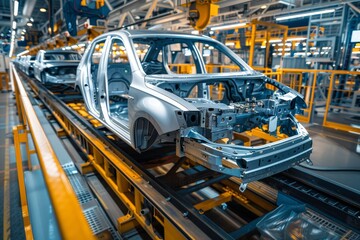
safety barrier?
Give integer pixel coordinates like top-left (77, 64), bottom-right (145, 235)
top-left (11, 64), bottom-right (95, 239)
top-left (322, 70), bottom-right (360, 133)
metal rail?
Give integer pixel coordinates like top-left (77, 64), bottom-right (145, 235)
top-left (12, 64), bottom-right (95, 240)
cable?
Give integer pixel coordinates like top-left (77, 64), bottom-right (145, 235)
top-left (299, 162), bottom-right (360, 172)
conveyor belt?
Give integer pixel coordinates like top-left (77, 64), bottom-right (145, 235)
top-left (19, 71), bottom-right (360, 239)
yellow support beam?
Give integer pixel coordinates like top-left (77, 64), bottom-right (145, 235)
top-left (194, 192), bottom-right (232, 214)
top-left (13, 125), bottom-right (33, 239)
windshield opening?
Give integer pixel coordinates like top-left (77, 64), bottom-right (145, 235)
top-left (44, 52), bottom-right (81, 61)
top-left (132, 37), bottom-right (247, 75)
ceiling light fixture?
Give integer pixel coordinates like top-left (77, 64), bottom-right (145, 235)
top-left (12, 21), bottom-right (17, 29)
top-left (260, 5), bottom-right (267, 9)
top-left (14, 0), bottom-right (19, 16)
top-left (30, 17), bottom-right (34, 22)
top-left (276, 9), bottom-right (335, 21)
top-left (40, 8), bottom-right (47, 12)
top-left (210, 22), bottom-right (247, 31)
top-left (27, 22), bottom-right (33, 27)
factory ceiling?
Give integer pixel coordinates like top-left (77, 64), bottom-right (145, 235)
top-left (0, 0), bottom-right (359, 54)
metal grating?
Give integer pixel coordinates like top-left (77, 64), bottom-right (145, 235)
top-left (62, 163), bottom-right (121, 239)
top-left (82, 200), bottom-right (121, 239)
top-left (83, 203), bottom-right (110, 234)
top-left (304, 210), bottom-right (360, 240)
top-left (62, 163), bottom-right (94, 204)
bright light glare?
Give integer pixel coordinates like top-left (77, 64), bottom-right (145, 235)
top-left (276, 9), bottom-right (335, 21)
top-left (14, 0), bottom-right (19, 16)
top-left (211, 22), bottom-right (246, 31)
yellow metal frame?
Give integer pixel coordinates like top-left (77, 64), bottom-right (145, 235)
top-left (12, 65), bottom-right (95, 239)
top-left (13, 125), bottom-right (33, 239)
top-left (322, 70), bottom-right (360, 133)
top-left (249, 20), bottom-right (288, 67)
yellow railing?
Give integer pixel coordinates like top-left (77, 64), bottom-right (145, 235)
top-left (322, 70), bottom-right (360, 133)
top-left (168, 64), bottom-right (196, 74)
top-left (12, 64), bottom-right (95, 239)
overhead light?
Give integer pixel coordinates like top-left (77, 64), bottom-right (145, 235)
top-left (276, 9), bottom-right (335, 21)
top-left (40, 8), bottom-right (47, 12)
top-left (27, 22), bottom-right (33, 27)
top-left (21, 32), bottom-right (25, 35)
top-left (12, 21), bottom-right (17, 29)
top-left (287, 37), bottom-right (306, 41)
top-left (30, 17), bottom-right (34, 22)
top-left (269, 39), bottom-right (282, 43)
top-left (22, 29), bottom-right (26, 33)
top-left (260, 5), bottom-right (267, 9)
top-left (225, 42), bottom-right (235, 46)
top-left (209, 30), bottom-right (214, 35)
top-left (210, 22), bottom-right (247, 31)
top-left (191, 30), bottom-right (199, 34)
top-left (134, 15), bottom-right (140, 20)
top-left (14, 0), bottom-right (19, 17)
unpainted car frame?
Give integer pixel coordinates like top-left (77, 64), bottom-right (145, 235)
top-left (33, 50), bottom-right (81, 84)
top-left (76, 30), bottom-right (312, 191)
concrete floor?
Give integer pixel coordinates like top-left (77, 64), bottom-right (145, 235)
top-left (0, 91), bottom-right (25, 239)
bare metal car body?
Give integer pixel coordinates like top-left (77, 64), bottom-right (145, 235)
top-left (76, 30), bottom-right (312, 190)
top-left (23, 55), bottom-right (36, 77)
top-left (34, 50), bottom-right (81, 84)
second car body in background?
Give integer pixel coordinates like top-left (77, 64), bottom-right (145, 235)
top-left (33, 50), bottom-right (81, 84)
top-left (23, 55), bottom-right (36, 77)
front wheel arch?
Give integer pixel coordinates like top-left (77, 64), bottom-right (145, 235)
top-left (133, 117), bottom-right (159, 152)
top-left (41, 72), bottom-right (46, 83)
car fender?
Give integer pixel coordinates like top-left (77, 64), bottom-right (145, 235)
top-left (129, 95), bottom-right (181, 139)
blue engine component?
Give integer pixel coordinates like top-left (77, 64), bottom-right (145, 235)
top-left (63, 0), bottom-right (110, 36)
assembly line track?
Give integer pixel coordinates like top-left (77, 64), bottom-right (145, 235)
top-left (20, 71), bottom-right (360, 238)
top-left (21, 72), bottom-right (248, 239)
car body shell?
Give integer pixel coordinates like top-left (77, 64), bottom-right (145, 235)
top-left (22, 55), bottom-right (36, 76)
top-left (33, 50), bottom-right (80, 84)
top-left (76, 30), bottom-right (312, 188)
